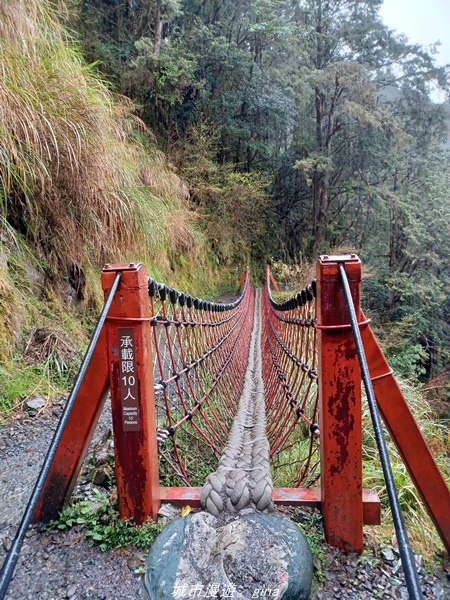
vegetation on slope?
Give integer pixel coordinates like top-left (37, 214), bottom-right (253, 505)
top-left (0, 0), bottom-right (448, 561)
top-left (0, 0), bottom-right (207, 414)
top-left (0, 0), bottom-right (202, 276)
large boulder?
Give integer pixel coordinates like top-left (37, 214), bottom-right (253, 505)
top-left (143, 510), bottom-right (313, 599)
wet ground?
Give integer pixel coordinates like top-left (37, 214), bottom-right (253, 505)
top-left (1, 402), bottom-right (449, 599)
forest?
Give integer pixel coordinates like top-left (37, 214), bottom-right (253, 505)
top-left (0, 0), bottom-right (449, 410)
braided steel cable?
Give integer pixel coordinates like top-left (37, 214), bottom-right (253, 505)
top-left (0, 273), bottom-right (122, 600)
top-left (149, 270), bottom-right (254, 486)
top-left (261, 267), bottom-right (320, 488)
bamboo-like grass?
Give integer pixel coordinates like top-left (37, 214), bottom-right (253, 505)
top-left (362, 379), bottom-right (450, 558)
top-left (0, 0), bottom-right (200, 275)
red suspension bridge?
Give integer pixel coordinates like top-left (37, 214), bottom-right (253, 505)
top-left (1, 254), bottom-right (449, 599)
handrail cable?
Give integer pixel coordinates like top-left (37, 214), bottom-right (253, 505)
top-left (339, 264), bottom-right (424, 600)
top-left (149, 269), bottom-right (253, 485)
top-left (0, 273), bottom-right (122, 600)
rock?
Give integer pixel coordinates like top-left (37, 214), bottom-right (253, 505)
top-left (397, 585), bottom-right (409, 600)
top-left (143, 511), bottom-right (313, 600)
top-left (24, 262), bottom-right (46, 299)
top-left (392, 559), bottom-right (403, 577)
top-left (26, 395), bottom-right (46, 411)
top-left (381, 548), bottom-right (395, 564)
top-left (66, 583), bottom-right (77, 597)
top-left (91, 465), bottom-right (113, 487)
top-left (87, 430), bottom-right (115, 487)
top-left (3, 536), bottom-right (12, 552)
top-left (158, 503), bottom-right (182, 519)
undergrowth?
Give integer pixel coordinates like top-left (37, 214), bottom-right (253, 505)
top-left (0, 340), bottom-right (68, 420)
top-left (294, 510), bottom-right (327, 577)
top-left (0, 227), bottom-right (90, 420)
top-left (46, 491), bottom-right (164, 552)
top-left (362, 378), bottom-right (450, 560)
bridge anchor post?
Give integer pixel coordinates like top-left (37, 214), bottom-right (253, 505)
top-left (317, 254), bottom-right (364, 553)
top-left (102, 263), bottom-right (160, 524)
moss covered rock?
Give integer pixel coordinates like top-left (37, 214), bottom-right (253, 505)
top-left (143, 511), bottom-right (312, 599)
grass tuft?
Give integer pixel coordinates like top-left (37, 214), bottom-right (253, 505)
top-left (362, 379), bottom-right (450, 558)
top-left (0, 0), bottom-right (203, 279)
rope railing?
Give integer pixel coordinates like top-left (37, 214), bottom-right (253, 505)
top-left (148, 268), bottom-right (255, 486)
top-left (261, 266), bottom-right (321, 488)
top-left (1, 255), bottom-right (446, 600)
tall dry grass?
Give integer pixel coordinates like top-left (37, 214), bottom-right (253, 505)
top-left (0, 0), bottom-right (201, 276)
top-left (362, 379), bottom-right (450, 557)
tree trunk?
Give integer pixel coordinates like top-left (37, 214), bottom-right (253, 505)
top-left (311, 86), bottom-right (330, 254)
top-left (154, 0), bottom-right (163, 55)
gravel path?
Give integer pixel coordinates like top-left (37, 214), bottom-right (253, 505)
top-left (1, 400), bottom-right (449, 599)
top-left (0, 400), bottom-right (143, 599)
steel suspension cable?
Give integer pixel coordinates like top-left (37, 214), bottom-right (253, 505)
top-left (0, 273), bottom-right (122, 600)
top-left (339, 264), bottom-right (424, 600)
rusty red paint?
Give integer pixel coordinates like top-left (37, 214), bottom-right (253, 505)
top-left (266, 264), bottom-right (280, 293)
top-left (159, 487), bottom-right (380, 524)
top-left (317, 255), bottom-right (364, 553)
top-left (102, 263), bottom-right (160, 524)
top-left (33, 328), bottom-right (110, 523)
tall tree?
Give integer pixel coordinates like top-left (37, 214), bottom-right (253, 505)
top-left (170, 0), bottom-right (297, 170)
top-left (272, 0), bottom-right (448, 256)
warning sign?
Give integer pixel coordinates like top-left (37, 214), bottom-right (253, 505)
top-left (118, 328), bottom-right (140, 431)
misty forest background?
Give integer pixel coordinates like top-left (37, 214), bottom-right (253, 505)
top-left (1, 2), bottom-right (449, 426)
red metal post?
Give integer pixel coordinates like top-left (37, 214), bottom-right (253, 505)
top-left (316, 254), bottom-right (364, 552)
top-left (266, 264), bottom-right (280, 293)
top-left (362, 322), bottom-right (450, 554)
top-left (238, 266), bottom-right (250, 290)
top-left (33, 329), bottom-right (110, 522)
top-left (102, 263), bottom-right (160, 524)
